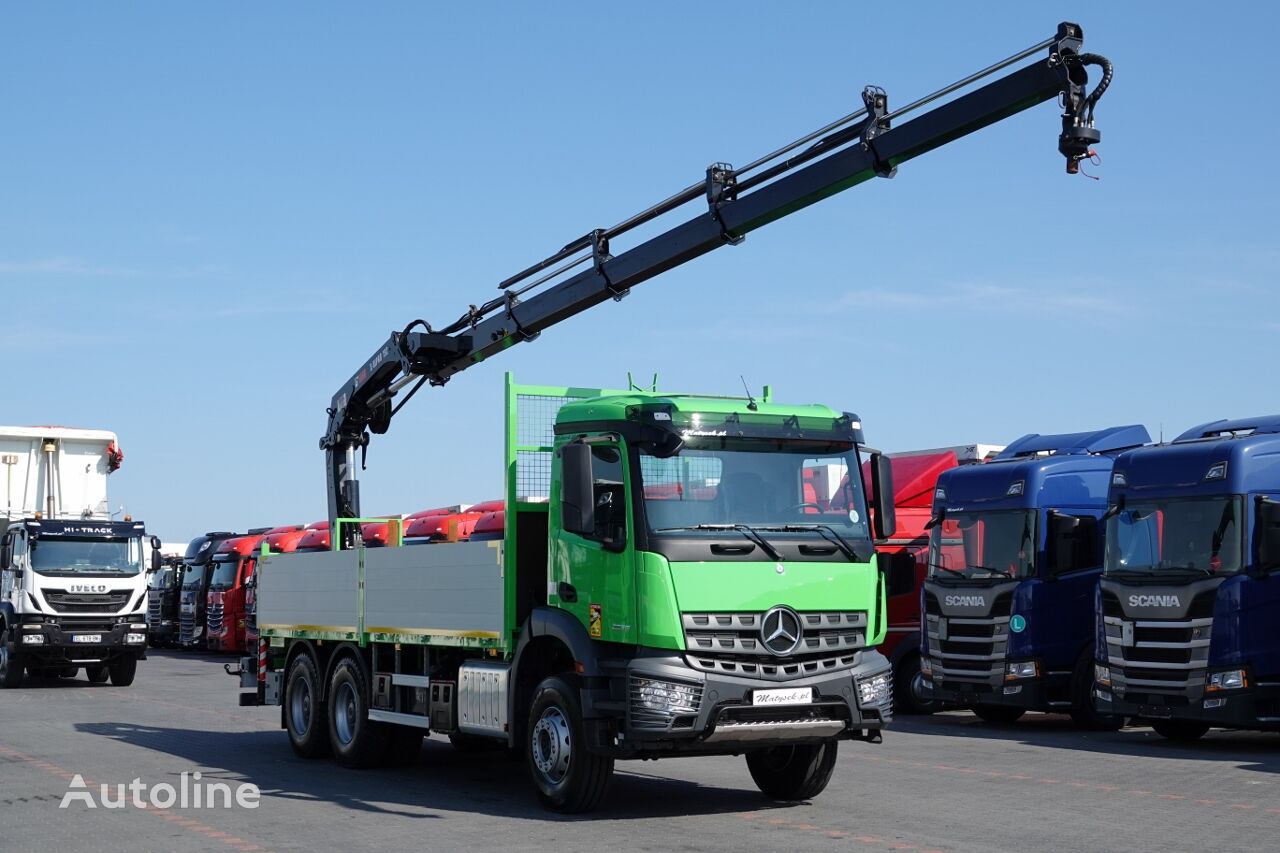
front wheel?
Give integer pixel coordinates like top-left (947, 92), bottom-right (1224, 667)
top-left (85, 666), bottom-right (109, 684)
top-left (1151, 719), bottom-right (1210, 742)
top-left (108, 656), bottom-right (137, 687)
top-left (1069, 651), bottom-right (1124, 731)
top-left (0, 641), bottom-right (22, 688)
top-left (746, 741), bottom-right (839, 801)
top-left (527, 675), bottom-right (613, 813)
top-left (972, 704), bottom-right (1025, 724)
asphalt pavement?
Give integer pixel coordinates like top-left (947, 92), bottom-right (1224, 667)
top-left (2, 651), bottom-right (1277, 853)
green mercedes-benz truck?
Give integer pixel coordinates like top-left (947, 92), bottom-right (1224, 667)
top-left (240, 376), bottom-right (896, 811)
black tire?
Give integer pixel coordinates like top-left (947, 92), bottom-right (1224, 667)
top-left (1151, 719), bottom-right (1210, 742)
top-left (1069, 650), bottom-right (1124, 731)
top-left (327, 656), bottom-right (389, 768)
top-left (85, 666), bottom-right (109, 684)
top-left (108, 656), bottom-right (137, 687)
top-left (526, 675), bottom-right (613, 813)
top-left (285, 653), bottom-right (331, 759)
top-left (972, 704), bottom-right (1025, 724)
top-left (60, 666), bottom-right (79, 678)
top-left (0, 639), bottom-right (23, 688)
top-left (745, 741), bottom-right (839, 801)
top-left (893, 651), bottom-right (938, 715)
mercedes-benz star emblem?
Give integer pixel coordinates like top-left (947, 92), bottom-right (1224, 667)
top-left (760, 605), bottom-right (803, 656)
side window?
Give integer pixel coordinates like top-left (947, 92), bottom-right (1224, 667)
top-left (1050, 514), bottom-right (1101, 575)
top-left (12, 531), bottom-right (27, 566)
top-left (587, 445), bottom-right (627, 546)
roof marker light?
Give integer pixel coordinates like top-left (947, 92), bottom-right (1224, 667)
top-left (1205, 462), bottom-right (1227, 481)
top-left (1006, 481), bottom-right (1025, 496)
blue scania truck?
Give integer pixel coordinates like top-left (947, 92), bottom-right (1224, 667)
top-left (1095, 416), bottom-right (1280, 740)
top-left (919, 425), bottom-right (1150, 727)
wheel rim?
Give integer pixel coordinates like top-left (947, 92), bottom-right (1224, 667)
top-left (531, 706), bottom-right (572, 784)
top-left (0, 644), bottom-right (9, 681)
top-left (334, 682), bottom-right (359, 746)
top-left (290, 677), bottom-right (312, 735)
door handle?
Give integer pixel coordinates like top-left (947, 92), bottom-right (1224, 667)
top-left (557, 582), bottom-right (578, 603)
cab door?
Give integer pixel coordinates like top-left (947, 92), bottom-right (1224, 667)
top-left (551, 439), bottom-right (636, 644)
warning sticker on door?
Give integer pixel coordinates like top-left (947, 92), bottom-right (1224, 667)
top-left (588, 604), bottom-right (603, 638)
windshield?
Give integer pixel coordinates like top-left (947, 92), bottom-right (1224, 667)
top-left (928, 510), bottom-right (1037, 580)
top-left (182, 563), bottom-right (210, 590)
top-left (1105, 496), bottom-right (1243, 577)
top-left (30, 536), bottom-right (144, 576)
top-left (209, 557), bottom-right (240, 589)
top-left (639, 439), bottom-right (872, 548)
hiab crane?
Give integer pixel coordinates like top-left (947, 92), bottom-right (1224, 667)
top-left (240, 23), bottom-right (1113, 813)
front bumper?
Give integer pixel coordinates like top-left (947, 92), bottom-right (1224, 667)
top-left (12, 618), bottom-right (147, 663)
top-left (923, 670), bottom-right (1072, 713)
top-left (616, 648), bottom-right (891, 754)
top-left (1096, 681), bottom-right (1280, 731)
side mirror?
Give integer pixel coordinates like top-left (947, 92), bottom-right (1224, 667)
top-left (870, 453), bottom-right (896, 540)
top-left (560, 442), bottom-right (596, 537)
top-left (1257, 499), bottom-right (1280, 573)
top-left (0, 532), bottom-right (12, 570)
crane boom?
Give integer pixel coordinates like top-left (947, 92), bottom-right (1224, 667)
top-left (322, 22), bottom-right (1112, 544)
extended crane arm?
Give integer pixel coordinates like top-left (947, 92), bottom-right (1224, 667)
top-left (322, 22), bottom-right (1112, 543)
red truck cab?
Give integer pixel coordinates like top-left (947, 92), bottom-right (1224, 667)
top-left (404, 511), bottom-right (481, 544)
top-left (469, 509), bottom-right (505, 541)
top-left (207, 533), bottom-right (269, 654)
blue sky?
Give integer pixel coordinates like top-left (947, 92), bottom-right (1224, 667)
top-left (2, 4), bottom-right (1276, 542)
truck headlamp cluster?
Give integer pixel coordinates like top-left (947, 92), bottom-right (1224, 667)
top-left (632, 678), bottom-right (700, 715)
top-left (22, 634), bottom-right (45, 645)
top-left (856, 671), bottom-right (892, 707)
top-left (1094, 663), bottom-right (1112, 687)
top-left (126, 633), bottom-right (147, 644)
top-left (1005, 660), bottom-right (1040, 680)
top-left (1206, 669), bottom-right (1248, 692)
top-left (919, 655), bottom-right (933, 678)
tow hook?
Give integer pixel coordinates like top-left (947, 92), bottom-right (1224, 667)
top-left (223, 662), bottom-right (243, 677)
top-left (854, 729), bottom-right (884, 744)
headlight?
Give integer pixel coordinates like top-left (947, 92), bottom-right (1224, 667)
top-left (632, 678), bottom-right (700, 714)
top-left (126, 633), bottom-right (147, 644)
top-left (22, 634), bottom-right (45, 645)
top-left (1094, 664), bottom-right (1112, 687)
top-left (919, 655), bottom-right (933, 677)
top-left (856, 671), bottom-right (892, 706)
top-left (1206, 669), bottom-right (1248, 691)
top-left (1005, 660), bottom-right (1039, 680)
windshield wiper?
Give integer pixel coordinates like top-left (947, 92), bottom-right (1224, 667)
top-left (653, 524), bottom-right (782, 561)
top-left (764, 524), bottom-right (864, 562)
top-left (967, 564), bottom-right (1014, 579)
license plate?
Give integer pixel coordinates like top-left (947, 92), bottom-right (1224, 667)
top-left (1141, 704), bottom-right (1173, 719)
top-left (752, 687), bottom-right (813, 706)
top-left (73, 634), bottom-right (102, 644)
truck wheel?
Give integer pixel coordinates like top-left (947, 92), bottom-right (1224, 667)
top-left (893, 652), bottom-right (938, 715)
top-left (327, 657), bottom-right (389, 768)
top-left (526, 675), bottom-right (613, 813)
top-left (108, 656), bottom-right (137, 686)
top-left (285, 654), bottom-right (330, 759)
top-left (60, 666), bottom-right (79, 678)
top-left (0, 641), bottom-right (23, 688)
top-left (1069, 650), bottom-right (1124, 731)
top-left (745, 741), bottom-right (839, 801)
top-left (972, 704), bottom-right (1024, 724)
top-left (1150, 719), bottom-right (1210, 742)
top-left (85, 666), bottom-right (109, 684)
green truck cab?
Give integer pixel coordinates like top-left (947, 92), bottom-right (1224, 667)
top-left (244, 376), bottom-right (895, 812)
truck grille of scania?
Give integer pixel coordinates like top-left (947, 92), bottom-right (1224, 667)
top-left (42, 589), bottom-right (132, 614)
top-left (923, 591), bottom-right (1013, 684)
top-left (681, 610), bottom-right (868, 682)
top-left (207, 602), bottom-right (225, 635)
top-left (1101, 589), bottom-right (1215, 704)
top-left (179, 612), bottom-right (195, 644)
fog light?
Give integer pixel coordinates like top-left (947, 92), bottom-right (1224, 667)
top-left (1206, 669), bottom-right (1248, 692)
top-left (1005, 660), bottom-right (1039, 681)
top-left (22, 634), bottom-right (45, 645)
top-left (857, 671), bottom-right (893, 706)
top-left (1094, 663), bottom-right (1112, 687)
top-left (126, 633), bottom-right (147, 644)
top-left (1003, 685), bottom-right (1022, 695)
top-left (1204, 697), bottom-right (1227, 709)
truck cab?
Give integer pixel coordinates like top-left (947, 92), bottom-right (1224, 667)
top-left (147, 554), bottom-right (185, 647)
top-left (207, 533), bottom-right (268, 654)
top-left (920, 425), bottom-right (1149, 727)
top-left (403, 511), bottom-right (482, 544)
top-left (180, 531), bottom-right (238, 648)
top-left (470, 509), bottom-right (505, 541)
top-left (1095, 415), bottom-right (1280, 740)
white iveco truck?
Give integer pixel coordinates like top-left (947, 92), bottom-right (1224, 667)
top-left (0, 427), bottom-right (159, 687)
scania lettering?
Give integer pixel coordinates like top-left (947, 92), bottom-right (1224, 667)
top-left (235, 22), bottom-right (1113, 811)
top-left (1096, 415), bottom-right (1280, 740)
top-left (0, 426), bottom-right (159, 688)
top-left (920, 425), bottom-right (1149, 728)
